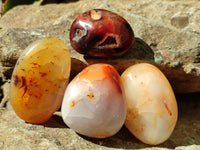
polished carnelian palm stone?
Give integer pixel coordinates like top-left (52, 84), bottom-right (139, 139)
top-left (10, 37), bottom-right (71, 124)
top-left (70, 9), bottom-right (134, 57)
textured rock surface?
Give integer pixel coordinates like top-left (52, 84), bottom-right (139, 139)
top-left (0, 81), bottom-right (10, 107)
top-left (0, 92), bottom-right (200, 150)
top-left (0, 0), bottom-right (200, 93)
top-left (0, 0), bottom-right (200, 149)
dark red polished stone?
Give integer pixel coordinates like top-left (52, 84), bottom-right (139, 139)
top-left (70, 9), bottom-right (135, 57)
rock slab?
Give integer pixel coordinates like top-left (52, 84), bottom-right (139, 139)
top-left (0, 0), bottom-right (200, 93)
top-left (0, 93), bottom-right (200, 150)
top-left (0, 0), bottom-right (200, 149)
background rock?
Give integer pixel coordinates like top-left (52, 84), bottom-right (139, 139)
top-left (0, 93), bottom-right (200, 150)
top-left (171, 13), bottom-right (189, 29)
top-left (0, 0), bottom-right (200, 149)
top-left (0, 0), bottom-right (199, 93)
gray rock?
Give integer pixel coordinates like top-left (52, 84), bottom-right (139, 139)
top-left (0, 0), bottom-right (200, 149)
top-left (171, 13), bottom-right (189, 29)
top-left (0, 93), bottom-right (200, 150)
top-left (0, 1), bottom-right (200, 93)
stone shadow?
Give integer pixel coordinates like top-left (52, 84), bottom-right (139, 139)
top-left (0, 78), bottom-right (4, 105)
top-left (43, 112), bottom-right (68, 128)
top-left (41, 0), bottom-right (79, 4)
top-left (121, 37), bottom-right (155, 61)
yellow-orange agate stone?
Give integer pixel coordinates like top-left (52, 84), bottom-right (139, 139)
top-left (10, 37), bottom-right (71, 124)
top-left (121, 63), bottom-right (178, 145)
